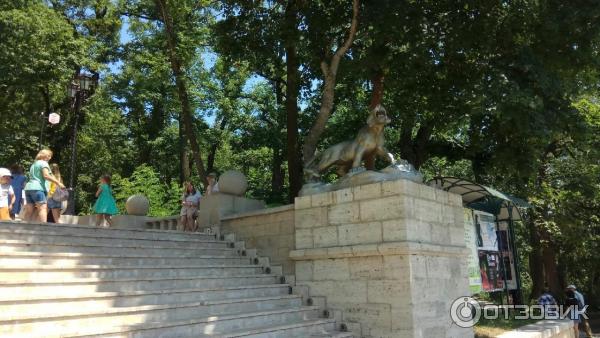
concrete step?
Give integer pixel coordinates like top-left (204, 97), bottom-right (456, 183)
top-left (0, 222), bottom-right (351, 337)
top-left (0, 284), bottom-right (291, 320)
top-left (0, 275), bottom-right (283, 300)
top-left (0, 233), bottom-right (230, 249)
top-left (0, 221), bottom-right (216, 242)
top-left (1, 295), bottom-right (303, 336)
top-left (0, 253), bottom-right (255, 268)
top-left (66, 307), bottom-right (323, 338)
top-left (0, 242), bottom-right (241, 257)
top-left (0, 265), bottom-right (267, 283)
top-left (222, 319), bottom-right (355, 337)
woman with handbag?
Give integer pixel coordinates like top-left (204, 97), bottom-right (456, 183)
top-left (23, 149), bottom-right (65, 222)
top-left (47, 163), bottom-right (65, 223)
top-left (180, 181), bottom-right (201, 232)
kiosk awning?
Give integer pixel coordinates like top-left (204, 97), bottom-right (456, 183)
top-left (428, 177), bottom-right (530, 221)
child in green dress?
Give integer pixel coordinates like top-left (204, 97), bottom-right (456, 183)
top-left (93, 175), bottom-right (118, 227)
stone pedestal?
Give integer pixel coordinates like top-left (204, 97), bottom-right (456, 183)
top-left (289, 179), bottom-right (473, 338)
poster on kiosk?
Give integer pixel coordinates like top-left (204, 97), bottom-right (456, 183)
top-left (464, 209), bottom-right (517, 294)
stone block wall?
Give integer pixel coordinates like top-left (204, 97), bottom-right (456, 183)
top-left (220, 205), bottom-right (295, 274)
top-left (290, 179), bottom-right (473, 338)
top-left (196, 193), bottom-right (266, 229)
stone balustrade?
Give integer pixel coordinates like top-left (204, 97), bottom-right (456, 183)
top-left (143, 193), bottom-right (266, 232)
top-left (146, 216), bottom-right (180, 231)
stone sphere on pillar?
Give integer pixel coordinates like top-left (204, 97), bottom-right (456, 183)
top-left (125, 194), bottom-right (150, 216)
top-left (218, 170), bottom-right (248, 196)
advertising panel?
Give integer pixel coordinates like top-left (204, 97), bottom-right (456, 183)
top-left (463, 209), bottom-right (482, 293)
top-left (476, 212), bottom-right (498, 251)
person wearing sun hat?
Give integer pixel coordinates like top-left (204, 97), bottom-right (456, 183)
top-left (0, 168), bottom-right (15, 221)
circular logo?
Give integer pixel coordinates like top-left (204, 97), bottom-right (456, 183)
top-left (450, 297), bottom-right (481, 328)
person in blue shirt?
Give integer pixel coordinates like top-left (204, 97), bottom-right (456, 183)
top-left (565, 289), bottom-right (582, 338)
top-left (9, 164), bottom-right (26, 219)
top-left (537, 287), bottom-right (557, 316)
top-left (567, 284), bottom-right (592, 338)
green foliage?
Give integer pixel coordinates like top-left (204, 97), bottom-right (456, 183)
top-left (0, 2), bottom-right (87, 88)
top-left (74, 87), bottom-right (135, 214)
top-left (111, 165), bottom-right (182, 217)
top-left (0, 2), bottom-right (88, 165)
top-left (0, 0), bottom-right (122, 183)
top-left (419, 157), bottom-right (474, 182)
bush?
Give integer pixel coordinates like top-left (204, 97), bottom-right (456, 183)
top-left (111, 164), bottom-right (181, 217)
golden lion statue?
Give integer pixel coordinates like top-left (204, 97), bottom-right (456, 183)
top-left (305, 105), bottom-right (396, 179)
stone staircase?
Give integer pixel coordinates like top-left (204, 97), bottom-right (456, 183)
top-left (0, 221), bottom-right (352, 338)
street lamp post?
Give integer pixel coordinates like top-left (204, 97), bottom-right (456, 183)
top-left (65, 73), bottom-right (98, 215)
top-left (38, 111), bottom-right (46, 149)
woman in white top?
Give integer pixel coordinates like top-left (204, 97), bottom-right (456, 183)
top-left (180, 182), bottom-right (201, 232)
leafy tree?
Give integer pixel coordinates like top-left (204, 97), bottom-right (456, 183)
top-left (0, 0), bottom-right (120, 185)
top-left (108, 21), bottom-right (177, 167)
top-left (75, 88), bottom-right (135, 213)
top-left (0, 1), bottom-right (87, 165)
top-left (214, 0), bottom-right (305, 200)
top-left (152, 0), bottom-right (212, 187)
top-left (301, 0), bottom-right (359, 165)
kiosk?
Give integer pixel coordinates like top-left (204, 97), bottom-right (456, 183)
top-left (429, 177), bottom-right (530, 305)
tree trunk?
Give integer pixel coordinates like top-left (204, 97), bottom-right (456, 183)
top-left (182, 148), bottom-right (191, 182)
top-left (528, 218), bottom-right (544, 300)
top-left (271, 147), bottom-right (285, 202)
top-left (206, 146), bottom-right (217, 174)
top-left (284, 44), bottom-right (302, 200)
top-left (368, 71), bottom-right (385, 110)
top-left (413, 124), bottom-right (433, 169)
top-left (541, 236), bottom-right (560, 295)
top-left (302, 0), bottom-right (359, 164)
top-left (303, 69), bottom-right (335, 164)
top-left (399, 112), bottom-right (416, 165)
top-left (556, 257), bottom-right (567, 291)
top-left (283, 1), bottom-right (303, 201)
top-left (591, 271), bottom-right (599, 306)
top-left (531, 141), bottom-right (560, 297)
top-left (155, 0), bottom-right (208, 187)
top-left (472, 153), bottom-right (488, 183)
top-left (206, 117), bottom-right (228, 174)
top-left (178, 112), bottom-right (189, 183)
